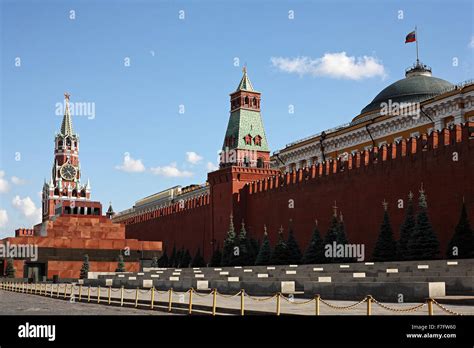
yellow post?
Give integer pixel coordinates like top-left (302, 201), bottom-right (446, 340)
top-left (50, 284), bottom-right (53, 298)
top-left (240, 289), bottom-right (245, 316)
top-left (168, 288), bottom-right (173, 312)
top-left (87, 286), bottom-right (91, 302)
top-left (212, 289), bottom-right (217, 316)
top-left (366, 295), bottom-right (372, 316)
top-left (150, 287), bottom-right (155, 310)
top-left (108, 286), bottom-right (112, 305)
top-left (276, 293), bottom-right (281, 316)
top-left (428, 298), bottom-right (434, 316)
top-left (315, 295), bottom-right (320, 316)
top-left (120, 286), bottom-right (124, 307)
top-left (79, 285), bottom-right (82, 301)
top-left (57, 284), bottom-right (60, 298)
top-left (135, 288), bottom-right (139, 308)
top-left (35, 283), bottom-right (38, 295)
top-left (97, 286), bottom-right (101, 304)
top-left (63, 284), bottom-right (67, 299)
top-left (188, 288), bottom-right (193, 315)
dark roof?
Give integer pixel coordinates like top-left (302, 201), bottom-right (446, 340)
top-left (360, 74), bottom-right (453, 114)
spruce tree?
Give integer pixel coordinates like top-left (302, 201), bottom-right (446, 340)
top-left (235, 221), bottom-right (254, 266)
top-left (302, 221), bottom-right (325, 264)
top-left (115, 254), bottom-right (126, 272)
top-left (249, 237), bottom-right (260, 265)
top-left (151, 256), bottom-right (159, 268)
top-left (191, 248), bottom-right (206, 267)
top-left (79, 254), bottom-right (90, 279)
top-left (270, 226), bottom-right (289, 265)
top-left (286, 224), bottom-right (302, 264)
top-left (447, 202), bottom-right (474, 259)
top-left (169, 245), bottom-right (177, 268)
top-left (398, 192), bottom-right (416, 260)
top-left (372, 201), bottom-right (398, 261)
top-left (176, 247), bottom-right (185, 267)
top-left (407, 187), bottom-right (440, 260)
top-left (210, 244), bottom-right (222, 267)
top-left (255, 226), bottom-right (272, 266)
top-left (221, 214), bottom-right (237, 266)
top-left (158, 248), bottom-right (169, 267)
top-left (6, 258), bottom-right (15, 278)
top-left (323, 213), bottom-right (342, 263)
top-left (181, 249), bottom-right (192, 268)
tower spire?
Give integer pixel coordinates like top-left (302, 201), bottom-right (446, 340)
top-left (236, 66), bottom-right (255, 92)
top-left (60, 92), bottom-right (74, 136)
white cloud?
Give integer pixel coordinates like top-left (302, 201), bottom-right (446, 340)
top-left (186, 151), bottom-right (203, 165)
top-left (115, 153), bottom-right (146, 173)
top-left (11, 195), bottom-right (42, 224)
top-left (469, 36), bottom-right (474, 49)
top-left (270, 52), bottom-right (386, 80)
top-left (0, 209), bottom-right (8, 228)
top-left (206, 162), bottom-right (219, 172)
top-left (11, 176), bottom-right (27, 185)
top-left (0, 170), bottom-right (10, 193)
top-left (150, 162), bottom-right (193, 178)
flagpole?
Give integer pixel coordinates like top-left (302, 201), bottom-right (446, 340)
top-left (415, 26), bottom-right (419, 64)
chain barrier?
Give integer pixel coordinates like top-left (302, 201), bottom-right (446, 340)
top-left (244, 293), bottom-right (278, 302)
top-left (319, 297), bottom-right (367, 310)
top-left (0, 282), bottom-right (465, 316)
top-left (192, 290), bottom-right (213, 298)
top-left (215, 290), bottom-right (242, 299)
top-left (431, 299), bottom-right (463, 316)
top-left (280, 294), bottom-right (316, 305)
top-left (372, 298), bottom-right (426, 312)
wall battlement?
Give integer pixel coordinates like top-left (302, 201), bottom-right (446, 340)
top-left (246, 123), bottom-right (472, 195)
top-left (121, 193), bottom-right (210, 225)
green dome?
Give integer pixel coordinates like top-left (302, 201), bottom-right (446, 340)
top-left (360, 64), bottom-right (453, 114)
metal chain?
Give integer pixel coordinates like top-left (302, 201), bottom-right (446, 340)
top-left (245, 293), bottom-right (278, 302)
top-left (431, 299), bottom-right (463, 316)
top-left (372, 298), bottom-right (426, 312)
top-left (139, 289), bottom-right (151, 294)
top-left (193, 291), bottom-right (213, 298)
top-left (319, 297), bottom-right (367, 310)
top-left (280, 294), bottom-right (316, 305)
top-left (216, 290), bottom-right (242, 299)
top-left (172, 289), bottom-right (191, 295)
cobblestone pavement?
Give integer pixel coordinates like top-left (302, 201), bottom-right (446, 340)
top-left (0, 290), bottom-right (175, 315)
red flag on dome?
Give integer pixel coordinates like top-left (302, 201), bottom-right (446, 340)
top-left (405, 31), bottom-right (416, 43)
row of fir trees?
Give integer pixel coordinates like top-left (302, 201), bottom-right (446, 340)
top-left (73, 190), bottom-right (474, 279)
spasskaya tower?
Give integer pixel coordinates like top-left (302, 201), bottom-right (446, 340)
top-left (42, 93), bottom-right (101, 221)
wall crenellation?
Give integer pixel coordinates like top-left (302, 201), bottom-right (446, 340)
top-left (246, 123), bottom-right (472, 196)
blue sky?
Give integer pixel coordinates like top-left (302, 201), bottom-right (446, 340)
top-left (0, 0), bottom-right (472, 237)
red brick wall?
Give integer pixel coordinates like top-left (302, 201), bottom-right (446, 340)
top-left (125, 124), bottom-right (473, 261)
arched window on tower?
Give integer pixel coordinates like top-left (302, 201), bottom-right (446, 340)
top-left (253, 97), bottom-right (257, 106)
top-left (253, 135), bottom-right (262, 146)
top-left (257, 157), bottom-right (264, 168)
top-left (244, 134), bottom-right (252, 145)
top-left (244, 96), bottom-right (249, 105)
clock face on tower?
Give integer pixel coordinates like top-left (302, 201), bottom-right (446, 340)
top-left (60, 164), bottom-right (77, 181)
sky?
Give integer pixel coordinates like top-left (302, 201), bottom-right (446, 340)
top-left (0, 0), bottom-right (472, 237)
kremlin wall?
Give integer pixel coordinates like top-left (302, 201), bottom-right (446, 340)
top-left (123, 124), bottom-right (473, 261)
top-left (119, 66), bottom-right (474, 261)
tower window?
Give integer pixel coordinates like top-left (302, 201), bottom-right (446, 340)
top-left (244, 134), bottom-right (252, 145)
top-left (253, 135), bottom-right (262, 146)
top-left (244, 96), bottom-right (249, 105)
top-left (253, 97), bottom-right (257, 106)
